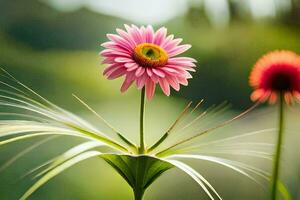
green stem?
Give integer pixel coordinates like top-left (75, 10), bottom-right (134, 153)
top-left (133, 156), bottom-right (147, 200)
top-left (139, 87), bottom-right (146, 154)
top-left (134, 189), bottom-right (145, 200)
top-left (271, 94), bottom-right (285, 200)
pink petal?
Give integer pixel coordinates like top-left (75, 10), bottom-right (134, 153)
top-left (115, 57), bottom-right (134, 63)
top-left (127, 24), bottom-right (143, 44)
top-left (145, 25), bottom-right (154, 43)
top-left (103, 64), bottom-right (122, 75)
top-left (116, 28), bottom-right (136, 48)
top-left (177, 76), bottom-right (188, 86)
top-left (161, 67), bottom-right (180, 74)
top-left (121, 73), bottom-right (135, 92)
top-left (150, 74), bottom-right (159, 83)
top-left (167, 62), bottom-right (196, 67)
top-left (161, 34), bottom-right (174, 47)
top-left (165, 66), bottom-right (193, 75)
top-left (102, 58), bottom-right (115, 64)
top-left (163, 38), bottom-right (182, 52)
top-left (152, 68), bottom-right (165, 77)
top-left (146, 68), bottom-right (153, 76)
top-left (159, 78), bottom-right (170, 96)
top-left (125, 63), bottom-right (138, 68)
top-left (107, 34), bottom-right (132, 51)
top-left (167, 59), bottom-right (196, 67)
top-left (166, 76), bottom-right (180, 91)
top-left (145, 79), bottom-right (156, 100)
top-left (154, 27), bottom-right (167, 45)
top-left (107, 67), bottom-right (127, 80)
top-left (101, 41), bottom-right (131, 53)
top-left (168, 44), bottom-right (192, 57)
top-left (183, 67), bottom-right (196, 72)
top-left (176, 71), bottom-right (192, 79)
top-left (101, 41), bottom-right (116, 49)
top-left (185, 72), bottom-right (193, 79)
top-left (165, 64), bottom-right (196, 72)
top-left (124, 24), bottom-right (133, 34)
top-left (136, 73), bottom-right (148, 89)
top-left (140, 26), bottom-right (147, 43)
top-left (168, 57), bottom-right (197, 63)
top-left (127, 64), bottom-right (139, 72)
top-left (135, 67), bottom-right (145, 77)
top-left (100, 49), bottom-right (131, 58)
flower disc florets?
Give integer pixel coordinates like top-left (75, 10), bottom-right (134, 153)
top-left (133, 43), bottom-right (168, 68)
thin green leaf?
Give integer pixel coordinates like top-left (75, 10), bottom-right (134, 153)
top-left (0, 136), bottom-right (58, 173)
top-left (35, 141), bottom-right (104, 177)
top-left (195, 150), bottom-right (272, 160)
top-left (66, 123), bottom-right (128, 152)
top-left (167, 159), bottom-right (217, 200)
top-left (19, 151), bottom-right (103, 200)
top-left (72, 94), bottom-right (136, 149)
top-left (20, 159), bottom-right (55, 180)
top-left (166, 154), bottom-right (264, 187)
top-left (156, 103), bottom-right (259, 157)
top-left (0, 132), bottom-right (82, 146)
top-left (158, 128), bottom-right (273, 156)
top-left (148, 102), bottom-right (192, 152)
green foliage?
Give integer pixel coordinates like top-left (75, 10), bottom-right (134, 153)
top-left (0, 0), bottom-right (128, 50)
top-left (0, 69), bottom-right (280, 200)
top-left (101, 154), bottom-right (173, 199)
top-left (19, 150), bottom-right (103, 200)
top-left (278, 180), bottom-right (292, 200)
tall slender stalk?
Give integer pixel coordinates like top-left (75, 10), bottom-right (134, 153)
top-left (139, 87), bottom-right (146, 154)
top-left (271, 93), bottom-right (285, 200)
top-left (133, 157), bottom-right (147, 200)
top-left (133, 88), bottom-right (147, 200)
top-left (134, 189), bottom-right (145, 200)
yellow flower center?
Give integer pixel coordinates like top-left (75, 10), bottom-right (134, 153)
top-left (133, 43), bottom-right (168, 68)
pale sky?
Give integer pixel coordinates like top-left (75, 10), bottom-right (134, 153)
top-left (44, 0), bottom-right (289, 25)
top-left (45, 0), bottom-right (191, 24)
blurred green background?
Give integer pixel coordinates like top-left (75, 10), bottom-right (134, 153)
top-left (0, 0), bottom-right (300, 199)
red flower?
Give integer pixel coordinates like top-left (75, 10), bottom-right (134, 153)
top-left (249, 50), bottom-right (300, 104)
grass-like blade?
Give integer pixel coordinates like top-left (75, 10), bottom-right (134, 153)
top-left (19, 151), bottom-right (103, 200)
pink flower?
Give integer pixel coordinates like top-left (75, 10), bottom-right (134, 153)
top-left (100, 24), bottom-right (197, 100)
